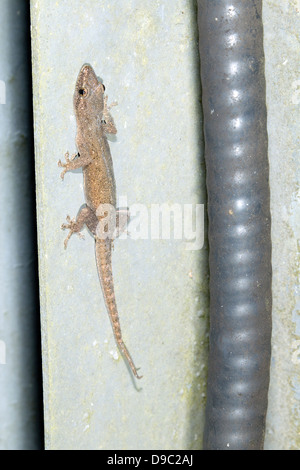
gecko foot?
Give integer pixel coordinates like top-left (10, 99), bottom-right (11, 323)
top-left (58, 152), bottom-right (78, 180)
top-left (108, 101), bottom-right (118, 110)
top-left (112, 208), bottom-right (130, 240)
top-left (61, 215), bottom-right (85, 249)
top-left (104, 95), bottom-right (118, 111)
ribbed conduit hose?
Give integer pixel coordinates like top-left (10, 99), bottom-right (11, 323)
top-left (197, 1), bottom-right (272, 450)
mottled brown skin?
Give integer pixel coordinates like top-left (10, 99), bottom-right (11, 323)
top-left (58, 64), bottom-right (142, 379)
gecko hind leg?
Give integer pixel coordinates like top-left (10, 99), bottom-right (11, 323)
top-left (113, 207), bottom-right (130, 240)
top-left (61, 205), bottom-right (98, 249)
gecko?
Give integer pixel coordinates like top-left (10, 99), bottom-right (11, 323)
top-left (58, 64), bottom-right (142, 379)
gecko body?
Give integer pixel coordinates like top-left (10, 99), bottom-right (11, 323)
top-left (58, 64), bottom-right (142, 379)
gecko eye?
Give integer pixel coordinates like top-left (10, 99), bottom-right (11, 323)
top-left (78, 87), bottom-right (88, 97)
top-left (102, 84), bottom-right (105, 91)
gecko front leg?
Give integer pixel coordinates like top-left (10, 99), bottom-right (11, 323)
top-left (58, 151), bottom-right (93, 180)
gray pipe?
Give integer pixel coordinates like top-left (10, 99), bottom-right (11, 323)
top-left (0, 1), bottom-right (43, 449)
top-left (197, 1), bottom-right (272, 450)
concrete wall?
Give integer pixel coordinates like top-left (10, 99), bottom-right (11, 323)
top-left (31, 0), bottom-right (208, 450)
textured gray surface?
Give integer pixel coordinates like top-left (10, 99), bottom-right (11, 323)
top-left (30, 0), bottom-right (300, 450)
top-left (31, 0), bottom-right (208, 450)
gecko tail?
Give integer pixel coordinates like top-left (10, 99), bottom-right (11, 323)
top-left (117, 339), bottom-right (143, 379)
top-left (95, 238), bottom-right (142, 379)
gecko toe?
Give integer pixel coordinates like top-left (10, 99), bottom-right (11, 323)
top-left (63, 236), bottom-right (70, 249)
top-left (134, 368), bottom-right (143, 379)
top-left (77, 231), bottom-right (85, 240)
top-left (60, 170), bottom-right (67, 180)
top-left (64, 151), bottom-right (70, 162)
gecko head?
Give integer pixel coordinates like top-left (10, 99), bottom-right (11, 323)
top-left (74, 64), bottom-right (105, 118)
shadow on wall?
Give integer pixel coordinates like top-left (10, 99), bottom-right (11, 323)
top-left (0, 0), bottom-right (44, 450)
top-left (184, 0), bottom-right (210, 450)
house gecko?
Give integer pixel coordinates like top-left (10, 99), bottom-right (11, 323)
top-left (58, 64), bottom-right (142, 379)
